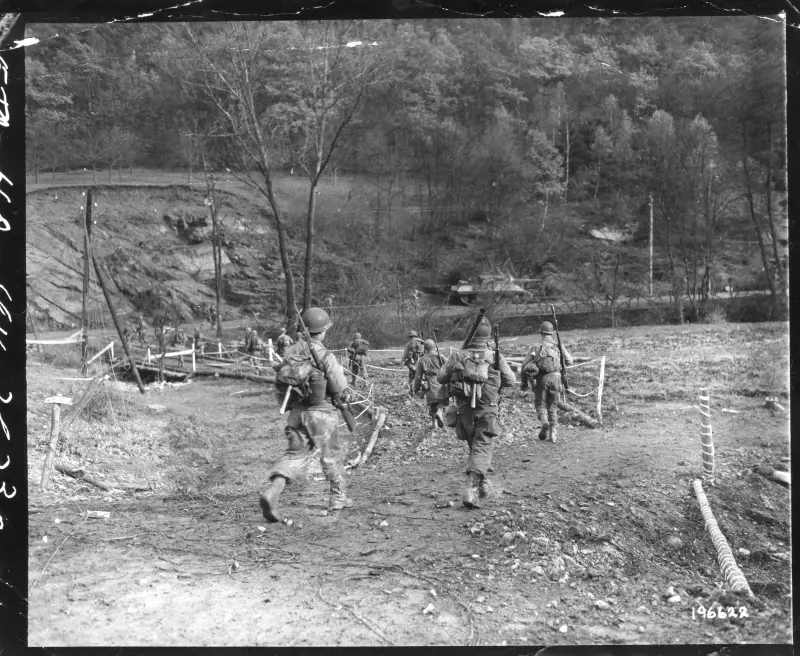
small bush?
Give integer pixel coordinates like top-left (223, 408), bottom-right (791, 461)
top-left (704, 304), bottom-right (728, 325)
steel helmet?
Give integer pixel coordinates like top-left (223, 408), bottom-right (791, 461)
top-left (302, 307), bottom-right (333, 334)
top-left (423, 339), bottom-right (436, 353)
top-left (354, 332), bottom-right (362, 340)
top-left (539, 321), bottom-right (554, 335)
top-left (467, 318), bottom-right (492, 344)
top-left (408, 330), bottom-right (419, 338)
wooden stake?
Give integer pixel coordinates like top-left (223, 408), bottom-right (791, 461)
top-left (360, 409), bottom-right (387, 466)
top-left (41, 395), bottom-right (73, 489)
top-left (596, 355), bottom-right (606, 424)
top-left (90, 248), bottom-right (146, 393)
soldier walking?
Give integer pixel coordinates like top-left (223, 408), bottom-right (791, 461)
top-left (275, 326), bottom-right (294, 359)
top-left (520, 321), bottom-right (573, 443)
top-left (413, 339), bottom-right (446, 429)
top-left (259, 307), bottom-right (353, 522)
top-left (171, 326), bottom-right (188, 368)
top-left (347, 332), bottom-right (371, 387)
top-left (401, 330), bottom-right (425, 396)
top-left (193, 325), bottom-right (205, 360)
top-left (437, 316), bottom-right (515, 508)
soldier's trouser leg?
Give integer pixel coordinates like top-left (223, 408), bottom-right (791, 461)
top-left (456, 407), bottom-right (497, 479)
top-left (534, 380), bottom-right (549, 440)
top-left (306, 409), bottom-right (351, 510)
top-left (543, 376), bottom-right (562, 441)
top-left (267, 407), bottom-right (323, 483)
top-left (408, 369), bottom-right (415, 394)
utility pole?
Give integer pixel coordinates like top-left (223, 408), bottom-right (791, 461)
top-left (649, 193), bottom-right (654, 298)
top-left (84, 214), bottom-right (147, 394)
top-left (80, 189), bottom-right (93, 376)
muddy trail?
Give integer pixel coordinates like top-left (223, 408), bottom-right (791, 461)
top-left (27, 322), bottom-right (791, 647)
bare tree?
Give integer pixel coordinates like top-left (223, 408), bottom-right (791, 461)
top-left (272, 21), bottom-right (392, 310)
top-left (201, 152), bottom-right (224, 339)
top-left (134, 288), bottom-right (184, 382)
top-left (182, 22), bottom-right (300, 329)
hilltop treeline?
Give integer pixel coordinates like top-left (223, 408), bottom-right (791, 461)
top-left (26, 18), bottom-right (788, 320)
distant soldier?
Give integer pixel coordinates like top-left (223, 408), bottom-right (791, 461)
top-left (259, 307), bottom-right (352, 522)
top-left (275, 327), bottom-right (294, 359)
top-left (347, 332), bottom-right (371, 386)
top-left (193, 325), bottom-right (205, 360)
top-left (202, 302), bottom-right (217, 328)
top-left (125, 315), bottom-right (147, 348)
top-left (520, 321), bottom-right (573, 443)
top-left (135, 315), bottom-right (148, 345)
top-left (413, 339), bottom-right (445, 429)
top-left (401, 330), bottom-right (426, 396)
top-left (171, 326), bottom-right (188, 368)
top-left (437, 316), bottom-right (515, 508)
top-left (244, 326), bottom-right (260, 366)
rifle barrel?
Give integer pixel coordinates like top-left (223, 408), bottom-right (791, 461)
top-left (461, 308), bottom-right (487, 350)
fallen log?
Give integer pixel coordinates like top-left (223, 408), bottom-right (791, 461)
top-left (557, 400), bottom-right (599, 429)
top-left (192, 369), bottom-right (275, 384)
top-left (754, 465), bottom-right (790, 487)
top-left (359, 409), bottom-right (388, 466)
top-left (693, 479), bottom-right (754, 597)
top-left (55, 464), bottom-right (112, 491)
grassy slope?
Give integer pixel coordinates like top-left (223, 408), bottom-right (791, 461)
top-left (27, 169), bottom-right (768, 334)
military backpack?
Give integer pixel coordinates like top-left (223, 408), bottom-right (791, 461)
top-left (534, 342), bottom-right (561, 374)
top-left (274, 347), bottom-right (326, 406)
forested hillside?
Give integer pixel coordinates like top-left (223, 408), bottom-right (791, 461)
top-left (25, 18), bottom-right (788, 327)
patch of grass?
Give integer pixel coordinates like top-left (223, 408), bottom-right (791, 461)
top-left (165, 414), bottom-right (214, 495)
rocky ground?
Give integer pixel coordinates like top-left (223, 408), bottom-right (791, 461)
top-left (27, 322), bottom-right (791, 647)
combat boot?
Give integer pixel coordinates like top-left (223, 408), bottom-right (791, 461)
top-left (549, 425), bottom-right (558, 444)
top-left (328, 474), bottom-right (353, 512)
top-left (478, 477), bottom-right (493, 499)
top-left (258, 476), bottom-right (286, 523)
top-left (462, 472), bottom-right (481, 509)
top-left (434, 407), bottom-right (444, 429)
top-left (538, 421), bottom-right (550, 441)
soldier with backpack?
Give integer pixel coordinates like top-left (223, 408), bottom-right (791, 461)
top-left (347, 332), bottom-right (371, 386)
top-left (401, 330), bottom-right (426, 396)
top-left (259, 307), bottom-right (352, 523)
top-left (520, 321), bottom-right (574, 443)
top-left (275, 326), bottom-right (294, 358)
top-left (437, 316), bottom-right (516, 508)
top-left (171, 326), bottom-right (188, 368)
top-left (413, 339), bottom-right (446, 429)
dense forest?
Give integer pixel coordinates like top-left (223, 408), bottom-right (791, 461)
top-left (25, 18), bottom-right (788, 323)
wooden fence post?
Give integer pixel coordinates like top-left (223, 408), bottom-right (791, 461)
top-left (699, 387), bottom-right (715, 484)
top-left (596, 356), bottom-right (606, 424)
top-left (41, 395), bottom-right (73, 489)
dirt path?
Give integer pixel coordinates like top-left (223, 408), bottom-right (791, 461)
top-left (27, 322), bottom-right (791, 646)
